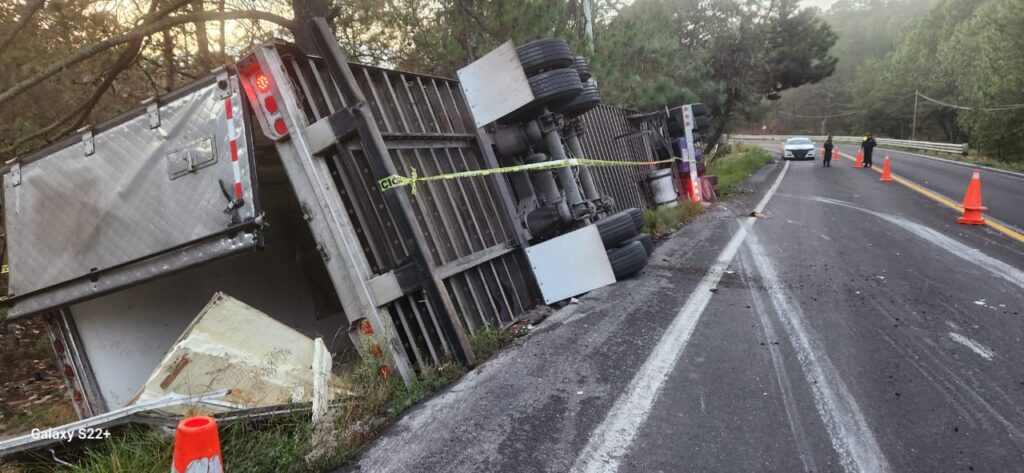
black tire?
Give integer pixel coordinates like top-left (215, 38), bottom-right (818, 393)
top-left (517, 39), bottom-right (575, 75)
top-left (607, 241), bottom-right (649, 279)
top-left (529, 68), bottom-right (583, 106)
top-left (689, 103), bottom-right (708, 116)
top-left (498, 69), bottom-right (584, 123)
top-left (623, 207), bottom-right (644, 232)
top-left (574, 56), bottom-right (592, 81)
top-left (623, 233), bottom-right (654, 256)
top-left (596, 212), bottom-right (639, 247)
top-left (551, 82), bottom-right (600, 117)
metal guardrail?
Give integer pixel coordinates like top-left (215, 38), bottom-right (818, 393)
top-left (729, 134), bottom-right (969, 155)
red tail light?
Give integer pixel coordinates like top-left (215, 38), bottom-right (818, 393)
top-left (253, 73), bottom-right (271, 92)
top-left (239, 63), bottom-right (289, 140)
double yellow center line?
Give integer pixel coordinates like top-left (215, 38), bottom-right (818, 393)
top-left (836, 151), bottom-right (1024, 245)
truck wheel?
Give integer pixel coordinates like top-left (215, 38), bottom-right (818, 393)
top-left (623, 207), bottom-right (644, 231)
top-left (517, 39), bottom-right (575, 75)
top-left (623, 233), bottom-right (654, 255)
top-left (574, 56), bottom-right (592, 81)
top-left (529, 68), bottom-right (583, 107)
top-left (607, 241), bottom-right (648, 279)
top-left (596, 212), bottom-right (638, 247)
top-left (551, 82), bottom-right (600, 117)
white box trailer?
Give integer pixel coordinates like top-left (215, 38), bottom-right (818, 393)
top-left (1, 21), bottom-right (631, 422)
top-left (0, 24), bottom-right (453, 418)
top-left (1, 67), bottom-right (390, 418)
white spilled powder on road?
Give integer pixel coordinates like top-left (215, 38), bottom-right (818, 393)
top-left (741, 258), bottom-right (819, 473)
top-left (745, 232), bottom-right (892, 473)
top-left (569, 161), bottom-right (791, 473)
top-left (793, 195), bottom-right (1024, 290)
top-left (948, 332), bottom-right (996, 360)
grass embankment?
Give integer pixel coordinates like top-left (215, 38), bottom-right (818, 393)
top-left (642, 144), bottom-right (773, 238)
top-left (707, 144), bottom-right (774, 196)
top-left (5, 327), bottom-right (518, 473)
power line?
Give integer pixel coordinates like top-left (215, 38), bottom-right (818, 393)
top-left (916, 91), bottom-right (1024, 111)
top-left (777, 110), bottom-right (864, 119)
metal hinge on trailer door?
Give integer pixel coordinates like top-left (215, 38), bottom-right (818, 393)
top-left (78, 126), bottom-right (95, 156)
top-left (142, 97), bottom-right (160, 129)
top-left (9, 159), bottom-right (21, 187)
top-left (213, 67), bottom-right (232, 100)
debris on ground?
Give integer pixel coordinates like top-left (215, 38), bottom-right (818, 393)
top-left (129, 292), bottom-right (342, 415)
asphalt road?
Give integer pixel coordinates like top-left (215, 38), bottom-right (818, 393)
top-left (831, 143), bottom-right (1024, 232)
top-left (340, 149), bottom-right (1024, 473)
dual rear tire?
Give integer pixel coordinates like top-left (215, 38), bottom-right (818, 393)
top-left (596, 208), bottom-right (652, 279)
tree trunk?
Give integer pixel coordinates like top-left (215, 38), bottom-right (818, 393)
top-left (192, 0), bottom-right (210, 69)
top-left (704, 91), bottom-right (736, 156)
top-left (218, 0), bottom-right (225, 55)
top-left (291, 0), bottom-right (334, 52)
top-left (163, 29), bottom-right (176, 92)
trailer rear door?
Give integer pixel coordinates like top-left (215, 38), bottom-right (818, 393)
top-left (3, 73), bottom-right (262, 319)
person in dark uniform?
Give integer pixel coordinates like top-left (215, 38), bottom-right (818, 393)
top-left (823, 135), bottom-right (834, 167)
top-left (862, 133), bottom-right (877, 168)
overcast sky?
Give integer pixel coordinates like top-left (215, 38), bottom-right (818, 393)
top-left (802, 0), bottom-right (836, 10)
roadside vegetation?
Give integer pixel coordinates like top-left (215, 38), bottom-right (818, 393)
top-left (707, 145), bottom-right (775, 196)
top-left (759, 0), bottom-right (1024, 168)
top-left (1, 322), bottom-right (533, 473)
top-left (642, 144), bottom-right (773, 239)
top-left (642, 203), bottom-right (704, 240)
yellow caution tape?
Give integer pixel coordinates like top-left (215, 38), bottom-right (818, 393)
top-left (1, 264), bottom-right (7, 274)
top-left (378, 157), bottom-right (684, 194)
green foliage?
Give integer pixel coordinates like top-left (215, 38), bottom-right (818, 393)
top-left (941, 0), bottom-right (1024, 160)
top-left (751, 0), bottom-right (939, 135)
top-left (707, 144), bottom-right (774, 196)
top-left (468, 323), bottom-right (512, 361)
top-left (594, 0), bottom-right (837, 145)
top-left (641, 201), bottom-right (703, 239)
top-left (390, 361), bottom-right (466, 416)
top-left (763, 0), bottom-right (1024, 163)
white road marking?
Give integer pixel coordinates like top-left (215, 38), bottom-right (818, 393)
top-left (745, 232), bottom-right (892, 473)
top-left (787, 194), bottom-right (1024, 290)
top-left (948, 332), bottom-right (996, 360)
top-left (570, 161), bottom-right (791, 473)
top-left (741, 258), bottom-right (819, 473)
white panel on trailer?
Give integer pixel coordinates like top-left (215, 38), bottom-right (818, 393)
top-left (525, 225), bottom-right (616, 304)
top-left (456, 41), bottom-right (534, 127)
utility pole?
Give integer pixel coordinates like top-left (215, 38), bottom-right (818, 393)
top-left (912, 89), bottom-right (919, 141)
top-left (583, 0), bottom-right (595, 53)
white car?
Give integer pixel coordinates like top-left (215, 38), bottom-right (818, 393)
top-left (782, 137), bottom-right (816, 160)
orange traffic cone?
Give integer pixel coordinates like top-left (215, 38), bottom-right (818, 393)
top-left (172, 416), bottom-right (223, 473)
top-left (879, 156), bottom-right (893, 182)
top-left (854, 149), bottom-right (864, 168)
top-left (957, 168), bottom-right (987, 225)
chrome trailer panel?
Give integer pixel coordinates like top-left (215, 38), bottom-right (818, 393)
top-left (3, 75), bottom-right (262, 318)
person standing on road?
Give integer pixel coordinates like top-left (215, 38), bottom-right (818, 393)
top-left (862, 133), bottom-right (877, 168)
top-left (823, 135), bottom-right (834, 167)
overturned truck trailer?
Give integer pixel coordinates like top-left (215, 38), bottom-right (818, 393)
top-left (1, 23), bottom-right (537, 418)
top-left (2, 21), bottom-right (660, 420)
